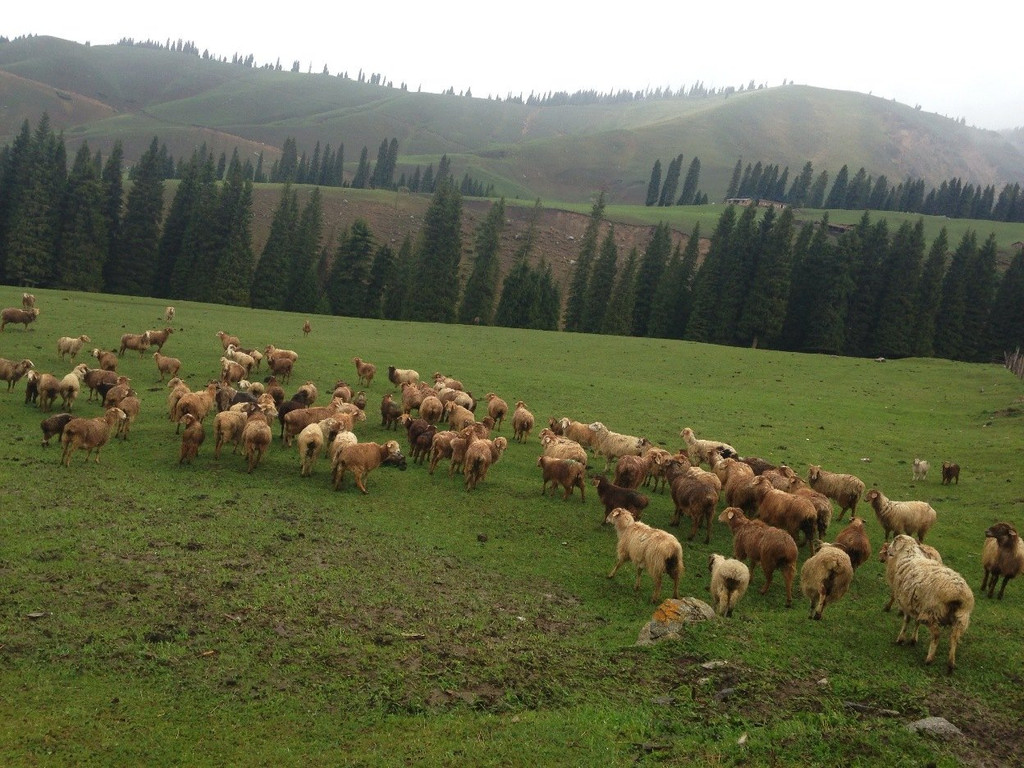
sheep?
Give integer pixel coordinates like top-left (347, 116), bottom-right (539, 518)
top-left (60, 407), bottom-right (127, 466)
top-left (56, 335), bottom-right (91, 361)
top-left (332, 439), bottom-right (407, 493)
top-left (606, 508), bottom-right (684, 604)
top-left (91, 348), bottom-right (118, 372)
top-left (387, 365), bottom-right (420, 388)
top-left (464, 437), bottom-right (508, 490)
top-left (437, 386), bottom-right (475, 412)
top-left (832, 516), bottom-right (872, 570)
top-left (511, 401), bottom-right (535, 443)
top-left (750, 475), bottom-right (818, 550)
top-left (484, 393), bottom-right (509, 430)
top-left (980, 522), bottom-right (1024, 600)
top-left (40, 412), bottom-right (75, 447)
top-left (296, 417), bottom-right (341, 477)
top-left (152, 352), bottom-right (182, 382)
top-left (444, 401), bottom-right (477, 432)
top-left (539, 429), bottom-right (588, 466)
top-left (718, 507), bottom-right (798, 607)
top-left (146, 327), bottom-right (174, 353)
top-left (166, 377), bottom-right (191, 419)
top-left (282, 403), bottom-right (345, 447)
top-left (588, 421), bottom-right (651, 474)
top-left (102, 376), bottom-right (133, 409)
top-left (912, 458), bottom-right (930, 482)
top-left (80, 364), bottom-right (117, 401)
top-left (35, 373), bottom-right (61, 413)
top-left (58, 367), bottom-right (84, 411)
top-left (352, 357), bottom-right (376, 388)
top-left (799, 544), bottom-right (854, 620)
top-left (241, 408), bottom-right (273, 473)
top-left (679, 426), bottom-right (737, 467)
top-left (22, 292), bottom-right (36, 309)
top-left (593, 475), bottom-right (649, 524)
top-left (118, 331), bottom-right (151, 357)
top-left (216, 331), bottom-right (241, 350)
top-left (879, 539), bottom-right (943, 612)
top-left (662, 458), bottom-right (720, 542)
top-left (164, 306), bottom-right (175, 322)
top-left (302, 319), bottom-right (311, 336)
top-left (114, 392), bottom-right (140, 440)
top-left (426, 430), bottom-right (458, 475)
top-left (213, 408), bottom-right (251, 458)
top-left (707, 553), bottom-right (751, 617)
top-left (433, 372), bottom-right (464, 391)
top-left (352, 391), bottom-right (367, 411)
top-left (178, 413), bottom-right (205, 464)
top-left (172, 382), bottom-right (220, 432)
top-left (885, 533), bottom-right (974, 672)
top-left (642, 447), bottom-right (678, 493)
top-left (550, 417), bottom-right (595, 450)
top-left (331, 381), bottom-right (353, 403)
top-left (711, 455), bottom-right (757, 514)
top-left (411, 424), bottom-right (438, 465)
top-left (266, 345), bottom-right (299, 365)
top-left (0, 306), bottom-right (40, 331)
top-left (398, 382), bottom-right (427, 416)
top-left (225, 344), bottom-right (255, 374)
top-left (807, 465), bottom-right (865, 521)
top-left (783, 476), bottom-right (834, 539)
top-left (536, 456), bottom-right (586, 501)
top-left (0, 357), bottom-right (35, 391)
top-left (613, 454), bottom-right (651, 491)
top-left (220, 358), bottom-right (247, 385)
top-left (380, 393), bottom-right (403, 429)
top-left (865, 488), bottom-right (937, 543)
top-left (24, 370), bottom-right (39, 405)
top-left (941, 461), bottom-right (960, 485)
top-left (739, 455), bottom-right (779, 475)
top-left (418, 394), bottom-right (444, 425)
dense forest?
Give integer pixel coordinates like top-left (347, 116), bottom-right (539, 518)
top-left (1, 115), bottom-right (1022, 362)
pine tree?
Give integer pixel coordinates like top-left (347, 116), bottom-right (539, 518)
top-left (778, 220), bottom-right (822, 351)
top-left (580, 227), bottom-right (618, 333)
top-left (0, 120), bottom-right (33, 281)
top-left (841, 214), bottom-right (889, 357)
top-left (649, 224), bottom-right (701, 339)
top-left (645, 160), bottom-right (662, 206)
top-left (104, 137), bottom-right (164, 296)
top-left (100, 140), bottom-right (124, 279)
top-left (407, 180), bottom-right (462, 323)
top-left (724, 158), bottom-right (743, 200)
top-left (369, 139), bottom-right (389, 188)
top-left (209, 152), bottom-right (254, 306)
top-left (167, 152), bottom-right (219, 302)
top-left (824, 165), bottom-right (850, 209)
top-left (563, 192), bottom-right (605, 331)
top-left (987, 247), bottom-right (1024, 356)
top-left (961, 233), bottom-right (998, 361)
top-left (806, 170), bottom-right (830, 208)
top-left (155, 151), bottom-right (213, 298)
top-left (871, 219), bottom-right (925, 357)
top-left (529, 259), bottom-right (561, 331)
top-left (603, 247), bottom-right (637, 335)
top-left (275, 137), bottom-right (298, 183)
top-left (934, 230), bottom-right (976, 359)
top-left (364, 243), bottom-right (395, 319)
top-left (53, 143), bottom-right (107, 291)
top-left (658, 154), bottom-right (682, 207)
top-left (382, 235), bottom-right (414, 320)
top-left (631, 222), bottom-right (671, 336)
top-left (736, 206), bottom-right (795, 348)
top-left (326, 219), bottom-right (375, 316)
top-left (458, 198), bottom-right (505, 324)
top-left (251, 185), bottom-right (299, 309)
top-left (494, 259), bottom-right (535, 328)
top-left (677, 157), bottom-right (701, 205)
top-left (845, 167), bottom-right (870, 209)
top-left (686, 206), bottom-right (737, 343)
top-left (912, 228), bottom-right (948, 356)
top-left (351, 146), bottom-right (370, 188)
top-left (288, 188), bottom-right (324, 313)
top-left (800, 222), bottom-right (854, 354)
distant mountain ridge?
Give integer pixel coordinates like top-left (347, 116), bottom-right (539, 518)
top-left (2, 35), bottom-right (1023, 203)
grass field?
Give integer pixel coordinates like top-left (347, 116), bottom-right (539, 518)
top-left (1, 287), bottom-right (1022, 766)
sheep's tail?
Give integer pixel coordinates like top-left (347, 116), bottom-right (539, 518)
top-left (665, 552), bottom-right (682, 580)
top-left (304, 442), bottom-right (317, 460)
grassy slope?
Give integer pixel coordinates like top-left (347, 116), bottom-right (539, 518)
top-left (0, 287), bottom-right (1022, 766)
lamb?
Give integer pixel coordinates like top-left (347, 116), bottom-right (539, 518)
top-left (332, 439), bottom-right (407, 493)
top-left (40, 412), bottom-right (75, 447)
top-left (146, 327), bottom-right (174, 353)
top-left (387, 365), bottom-right (420, 388)
top-left (718, 507), bottom-right (798, 607)
top-left (91, 348), bottom-right (118, 372)
top-left (35, 373), bottom-right (61, 412)
top-left (60, 407), bottom-right (127, 466)
top-left (332, 381), bottom-right (353, 403)
top-left (980, 522), bottom-right (1024, 599)
top-left (164, 306), bottom-right (175, 322)
top-left (885, 533), bottom-right (974, 672)
top-left (593, 475), bottom-right (649, 524)
top-left (807, 465), bottom-right (865, 521)
top-left (511, 401), bottom-right (535, 443)
top-left (241, 408), bottom-right (273, 473)
top-left (537, 456), bottom-right (586, 501)
top-left (832, 516), bottom-right (872, 570)
top-left (799, 544), bottom-right (854, 620)
top-left (912, 458), bottom-right (930, 482)
top-left (56, 335), bottom-right (91, 361)
top-left (606, 508), bottom-right (684, 604)
top-left (664, 459), bottom-right (720, 543)
top-left (0, 306), bottom-right (40, 331)
top-left (115, 392), bottom-right (141, 440)
top-left (216, 331), bottom-right (241, 350)
top-left (22, 292), bottom-right (36, 309)
top-left (0, 357), bottom-right (35, 391)
top-left (679, 426), bottom-right (737, 467)
top-left (865, 488), bottom-right (937, 542)
top-left (485, 393), bottom-right (509, 430)
top-left (153, 352), bottom-right (181, 382)
top-left (118, 331), bottom-right (151, 357)
top-left (380, 393), bottom-right (403, 429)
top-left (58, 367), bottom-right (84, 411)
top-left (707, 553), bottom-right (751, 617)
top-left (588, 421), bottom-right (651, 474)
top-left (352, 357), bottom-right (376, 388)
top-left (751, 475), bottom-right (818, 550)
top-left (539, 429), bottom-right (588, 465)
top-left (464, 436), bottom-right (508, 490)
top-left (302, 319), bottom-right (311, 336)
top-left (941, 461), bottom-right (960, 485)
top-left (641, 447), bottom-right (676, 493)
top-left (178, 413), bottom-right (205, 464)
top-left (296, 417), bottom-right (341, 477)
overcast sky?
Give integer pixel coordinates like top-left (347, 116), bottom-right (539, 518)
top-left (4, 1), bottom-right (1022, 130)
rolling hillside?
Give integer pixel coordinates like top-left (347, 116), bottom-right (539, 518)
top-left (2, 35), bottom-right (1023, 204)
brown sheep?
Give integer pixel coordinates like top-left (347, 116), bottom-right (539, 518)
top-left (241, 409), bottom-right (273, 473)
top-left (80, 364), bottom-right (117, 401)
top-left (485, 393), bottom-right (509, 431)
top-left (593, 475), bottom-right (649, 524)
top-left (464, 437), bottom-right (508, 490)
top-left (444, 401), bottom-right (477, 432)
top-left (865, 488), bottom-right (937, 543)
top-left (153, 352), bottom-right (181, 382)
top-left (41, 412), bottom-right (75, 447)
top-left (102, 376), bottom-right (133, 409)
top-left (751, 475), bottom-right (818, 550)
top-left (353, 357), bottom-right (376, 388)
top-left (613, 454), bottom-right (650, 491)
top-left (799, 543), bottom-right (854, 620)
top-left (213, 408), bottom-right (251, 458)
top-left (332, 439), bottom-right (407, 493)
top-left (539, 429), bottom-right (587, 465)
top-left (380, 393), bottom-right (403, 429)
top-left (418, 394), bottom-right (444, 425)
top-left (178, 413), bottom-right (205, 464)
top-left (0, 306), bottom-right (40, 331)
top-left (718, 507), bottom-right (798, 607)
top-left (711, 455), bottom-right (757, 514)
top-left (981, 522), bottom-right (1024, 599)
top-left (91, 348), bottom-right (118, 372)
top-left (941, 461), bottom-right (960, 485)
top-left (551, 417), bottom-right (594, 450)
top-left (807, 465), bottom-right (865, 521)
top-left (832, 517), bottom-right (872, 570)
top-left (401, 381), bottom-right (427, 415)
top-left (118, 331), bottom-right (151, 357)
top-left (216, 331), bottom-right (241, 350)
top-left (302, 319), bottom-right (311, 336)
top-left (114, 393), bottom-right (141, 440)
top-left (664, 459), bottom-right (721, 543)
top-left (146, 327), bottom-right (174, 352)
top-left (0, 357), bottom-right (35, 391)
top-left (22, 292), bottom-right (36, 309)
top-left (537, 456), bottom-right (586, 501)
top-left (164, 306), bottom-right (175, 322)
top-left (512, 401), bottom-right (535, 443)
top-left (172, 382), bottom-right (220, 432)
top-left (60, 407), bottom-right (127, 466)
top-left (35, 373), bottom-right (61, 412)
top-left (428, 430), bottom-right (459, 475)
top-left (606, 508), bottom-right (683, 604)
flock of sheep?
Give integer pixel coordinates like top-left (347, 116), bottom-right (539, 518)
top-left (2, 294), bottom-right (1023, 675)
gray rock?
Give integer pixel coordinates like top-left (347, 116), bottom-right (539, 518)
top-left (636, 598), bottom-right (715, 645)
top-left (905, 717), bottom-right (963, 738)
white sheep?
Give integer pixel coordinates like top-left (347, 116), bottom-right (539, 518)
top-left (885, 534), bottom-right (974, 672)
top-left (865, 488), bottom-right (937, 542)
top-left (981, 522), bottom-right (1024, 600)
top-left (679, 426), bottom-right (737, 467)
top-left (912, 458), bottom-right (930, 481)
top-left (539, 429), bottom-right (588, 465)
top-left (58, 367), bottom-right (84, 411)
top-left (606, 508), bottom-right (684, 604)
top-left (707, 553), bottom-right (750, 617)
top-left (387, 365), bottom-right (420, 388)
top-left (56, 335), bottom-right (91, 361)
top-left (588, 421), bottom-right (651, 474)
top-left (807, 465), bottom-right (865, 521)
top-left (799, 543), bottom-right (854, 620)
top-left (164, 306), bottom-right (175, 322)
top-left (225, 344), bottom-right (256, 374)
top-left (296, 417), bottom-right (340, 477)
top-left (464, 436), bottom-right (508, 491)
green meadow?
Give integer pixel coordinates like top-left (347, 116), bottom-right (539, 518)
top-left (0, 287), bottom-right (1022, 766)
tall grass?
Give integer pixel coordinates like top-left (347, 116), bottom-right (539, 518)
top-left (0, 287), bottom-right (1021, 766)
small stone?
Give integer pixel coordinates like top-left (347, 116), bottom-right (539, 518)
top-left (906, 717), bottom-right (963, 737)
top-left (477, 533), bottom-right (488, 542)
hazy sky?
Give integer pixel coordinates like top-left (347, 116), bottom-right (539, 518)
top-left (4, 1), bottom-right (1022, 130)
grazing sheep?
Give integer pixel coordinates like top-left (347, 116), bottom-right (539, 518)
top-left (799, 544), bottom-right (854, 620)
top-left (539, 429), bottom-right (588, 466)
top-left (912, 458), bottom-right (930, 482)
top-left (593, 475), bottom-right (649, 524)
top-left (241, 408), bottom-right (273, 473)
top-left (885, 534), bottom-right (974, 672)
top-left (91, 348), bottom-right (118, 372)
top-left (537, 456), bottom-right (586, 501)
top-left (1, 306), bottom-right (40, 331)
top-left (58, 367), bottom-right (84, 411)
top-left (35, 373), bottom-right (61, 413)
top-left (178, 413), bottom-right (205, 464)
top-left (302, 319), bottom-right (311, 336)
top-left (387, 366), bottom-right (420, 388)
top-left (751, 475), bottom-right (818, 550)
top-left (464, 436), bottom-right (508, 490)
top-left (664, 459), bottom-right (720, 543)
top-left (153, 352), bottom-right (181, 382)
top-left (399, 381), bottom-right (428, 416)
top-left (352, 357), bottom-right (376, 388)
top-left (0, 357), bottom-right (35, 391)
top-left (60, 407), bottom-right (127, 466)
top-left (941, 461), bottom-right (960, 485)
top-left (118, 331), bottom-right (151, 357)
top-left (807, 465), bottom-right (865, 521)
top-left (718, 507), bottom-right (798, 607)
top-left (981, 522), bottom-right (1024, 599)
top-left (332, 439), bottom-right (407, 493)
top-left (22, 292), bottom-right (36, 309)
top-left (484, 393), bottom-right (509, 430)
top-left (401, 415), bottom-right (432, 455)
top-left (224, 344), bottom-right (256, 375)
top-left (115, 393), bottom-right (141, 440)
top-left (282, 403), bottom-right (343, 447)
top-left (679, 426), bottom-right (737, 467)
top-left (164, 306), bottom-right (175, 322)
top-left (40, 412), bottom-right (75, 447)
top-left (418, 394), bottom-right (444, 425)
top-left (217, 331), bottom-right (241, 350)
top-left (296, 417), bottom-right (340, 477)
top-left (511, 401), bottom-right (535, 443)
top-left (707, 553), bottom-right (751, 617)
top-left (80, 364), bottom-right (117, 401)
top-left (56, 335), bottom-right (91, 362)
top-left (832, 517), bottom-right (872, 570)
top-left (865, 488), bottom-right (937, 542)
top-left (213, 409), bottom-right (250, 458)
top-left (606, 508), bottom-right (684, 604)
top-left (146, 327), bottom-right (174, 353)
top-left (588, 421), bottom-right (651, 474)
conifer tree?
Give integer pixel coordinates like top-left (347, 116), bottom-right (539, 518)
top-left (100, 140), bottom-right (124, 277)
top-left (800, 222), bottom-right (854, 354)
top-left (631, 222), bottom-right (671, 337)
top-left (156, 151), bottom-right (214, 298)
top-left (528, 259), bottom-right (561, 331)
top-left (934, 230), bottom-right (976, 360)
top-left (209, 152), bottom-right (254, 306)
top-left (871, 219), bottom-right (925, 357)
top-left (645, 160), bottom-right (662, 206)
top-left (494, 259), bottom-right (535, 329)
top-left (458, 198), bottom-right (505, 324)
top-left (658, 155), bottom-right (682, 206)
top-left (53, 144), bottom-right (107, 292)
top-left (326, 219), bottom-right (375, 316)
top-left (563, 192), bottom-right (605, 331)
top-left (736, 206), bottom-right (795, 348)
top-left (580, 227), bottom-right (618, 333)
top-left (841, 214), bottom-right (888, 357)
top-left (911, 228), bottom-right (948, 357)
top-left (649, 224), bottom-right (701, 339)
top-left (724, 158), bottom-right (743, 200)
top-left (603, 247), bottom-right (637, 335)
top-left (382, 235), bottom-right (414, 320)
top-left (961, 233), bottom-right (998, 361)
top-left (824, 164), bottom-right (850, 209)
top-left (686, 206), bottom-right (737, 343)
top-left (987, 247), bottom-right (1024, 357)
top-left (0, 120), bottom-right (33, 281)
top-left (167, 152), bottom-right (219, 301)
top-left (778, 220), bottom-right (822, 350)
top-left (806, 170), bottom-right (830, 208)
top-left (407, 180), bottom-right (462, 323)
top-left (677, 157), bottom-right (701, 206)
top-left (351, 147), bottom-right (370, 188)
top-left (251, 185), bottom-right (299, 309)
top-left (104, 137), bottom-right (164, 296)
top-left (364, 243), bottom-right (395, 319)
top-left (287, 188), bottom-right (324, 313)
